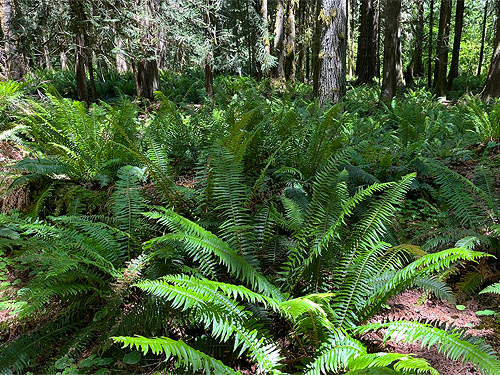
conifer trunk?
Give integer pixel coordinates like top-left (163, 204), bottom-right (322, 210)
top-left (434, 0), bottom-right (452, 97)
top-left (318, 0), bottom-right (347, 105)
top-left (356, 0), bottom-right (378, 84)
top-left (284, 0), bottom-right (296, 81)
top-left (69, 0), bottom-right (89, 104)
top-left (483, 0), bottom-right (500, 101)
top-left (274, 0), bottom-right (285, 78)
top-left (413, 0), bottom-right (424, 76)
top-left (1, 0), bottom-right (24, 80)
top-left (447, 0), bottom-right (465, 89)
top-left (260, 0), bottom-right (272, 76)
top-left (478, 0), bottom-right (489, 76)
top-left (380, 0), bottom-right (402, 101)
top-left (312, 0), bottom-right (322, 95)
top-left (427, 0), bottom-right (434, 88)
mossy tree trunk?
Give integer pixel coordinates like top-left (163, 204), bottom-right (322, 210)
top-left (318, 0), bottom-right (347, 105)
top-left (1, 0), bottom-right (25, 80)
top-left (273, 0), bottom-right (286, 79)
top-left (284, 0), bottom-right (296, 81)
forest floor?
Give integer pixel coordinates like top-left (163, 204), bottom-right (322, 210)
top-left (0, 141), bottom-right (27, 212)
top-left (1, 138), bottom-right (500, 374)
top-left (367, 290), bottom-right (500, 375)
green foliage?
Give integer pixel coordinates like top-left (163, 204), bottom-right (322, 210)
top-left (9, 94), bottom-right (142, 184)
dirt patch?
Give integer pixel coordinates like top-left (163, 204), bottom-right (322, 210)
top-left (0, 141), bottom-right (28, 212)
top-left (367, 290), bottom-right (500, 375)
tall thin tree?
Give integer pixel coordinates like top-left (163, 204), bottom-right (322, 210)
top-left (434, 0), bottom-right (451, 97)
top-left (483, 0), bottom-right (500, 100)
top-left (447, 0), bottom-right (465, 89)
top-left (427, 0), bottom-right (435, 88)
top-left (274, 0), bottom-right (286, 78)
top-left (478, 0), bottom-right (489, 76)
top-left (381, 0), bottom-right (402, 100)
top-left (356, 0), bottom-right (379, 83)
top-left (1, 0), bottom-right (25, 80)
top-left (318, 0), bottom-right (347, 104)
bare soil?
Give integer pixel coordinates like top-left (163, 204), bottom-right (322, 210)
top-left (367, 290), bottom-right (500, 375)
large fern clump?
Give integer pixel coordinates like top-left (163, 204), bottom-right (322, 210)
top-left (112, 151), bottom-right (500, 374)
top-left (8, 94), bottom-right (143, 187)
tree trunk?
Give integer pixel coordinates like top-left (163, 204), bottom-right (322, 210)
top-left (482, 0), bottom-right (500, 101)
top-left (135, 59), bottom-right (159, 100)
top-left (69, 0), bottom-right (89, 104)
top-left (427, 0), bottom-right (434, 88)
top-left (396, 16), bottom-right (404, 87)
top-left (412, 0), bottom-right (424, 76)
top-left (284, 0), bottom-right (296, 80)
top-left (318, 0), bottom-right (347, 105)
top-left (380, 0), bottom-right (402, 101)
top-left (60, 50), bottom-right (69, 70)
top-left (478, 0), bottom-right (489, 76)
top-left (434, 0), bottom-right (451, 97)
top-left (274, 0), bottom-right (285, 78)
top-left (115, 38), bottom-right (128, 73)
top-left (88, 51), bottom-right (97, 101)
top-left (312, 0), bottom-right (323, 95)
top-left (74, 33), bottom-right (89, 104)
top-left (447, 0), bottom-right (465, 89)
top-left (346, 0), bottom-right (355, 78)
top-left (259, 0), bottom-right (272, 75)
top-left (296, 0), bottom-right (306, 81)
top-left (202, 0), bottom-right (216, 97)
top-left (356, 0), bottom-right (379, 84)
top-left (1, 0), bottom-right (24, 80)
top-left (205, 62), bottom-right (214, 97)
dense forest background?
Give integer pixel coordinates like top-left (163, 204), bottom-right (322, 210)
top-left (1, 0), bottom-right (500, 374)
top-left (1, 0), bottom-right (500, 102)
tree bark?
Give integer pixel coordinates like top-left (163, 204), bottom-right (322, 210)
top-left (115, 38), bottom-right (128, 73)
top-left (412, 0), bottom-right (424, 76)
top-left (434, 0), bottom-right (452, 97)
top-left (318, 0), bottom-right (347, 105)
top-left (1, 0), bottom-right (24, 80)
top-left (346, 0), bottom-right (355, 78)
top-left (74, 33), bottom-right (89, 104)
top-left (427, 0), bottom-right (434, 88)
top-left (296, 0), bottom-right (306, 81)
top-left (204, 0), bottom-right (216, 97)
top-left (482, 0), bottom-right (500, 101)
top-left (135, 59), bottom-right (159, 100)
top-left (380, 0), bottom-right (402, 101)
top-left (274, 0), bottom-right (286, 78)
top-left (284, 0), bottom-right (296, 80)
top-left (356, 0), bottom-right (379, 84)
top-left (447, 0), bottom-right (465, 89)
top-left (478, 0), bottom-right (489, 76)
top-left (259, 0), bottom-right (272, 75)
top-left (312, 0), bottom-right (323, 95)
top-left (69, 0), bottom-right (89, 104)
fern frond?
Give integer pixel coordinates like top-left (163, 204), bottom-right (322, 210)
top-left (360, 248), bottom-right (488, 321)
top-left (133, 277), bottom-right (284, 374)
top-left (480, 282), bottom-right (500, 295)
top-left (349, 353), bottom-right (439, 375)
top-left (303, 331), bottom-right (366, 375)
top-left (354, 320), bottom-right (500, 375)
top-left (143, 209), bottom-right (283, 300)
top-left (113, 336), bottom-right (240, 374)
